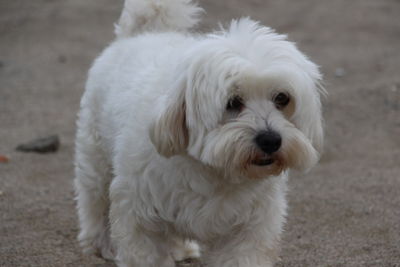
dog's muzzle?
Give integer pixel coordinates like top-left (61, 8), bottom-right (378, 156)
top-left (252, 130), bottom-right (281, 166)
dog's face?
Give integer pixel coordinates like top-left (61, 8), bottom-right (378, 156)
top-left (150, 19), bottom-right (324, 179)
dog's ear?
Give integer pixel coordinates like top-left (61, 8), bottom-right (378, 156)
top-left (149, 80), bottom-right (188, 158)
top-left (304, 114), bottom-right (324, 160)
top-left (302, 88), bottom-right (324, 157)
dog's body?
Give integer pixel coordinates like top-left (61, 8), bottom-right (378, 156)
top-left (75, 0), bottom-right (324, 266)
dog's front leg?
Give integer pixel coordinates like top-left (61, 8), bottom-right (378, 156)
top-left (109, 176), bottom-right (175, 267)
top-left (204, 226), bottom-right (279, 267)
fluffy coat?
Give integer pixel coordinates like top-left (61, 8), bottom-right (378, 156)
top-left (74, 0), bottom-right (324, 266)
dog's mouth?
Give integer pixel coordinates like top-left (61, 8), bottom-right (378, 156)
top-left (251, 154), bottom-right (275, 166)
top-left (246, 152), bottom-right (286, 178)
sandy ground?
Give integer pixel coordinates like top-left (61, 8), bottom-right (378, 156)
top-left (1, 0), bottom-right (399, 266)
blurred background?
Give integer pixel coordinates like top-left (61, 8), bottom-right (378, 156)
top-left (0, 0), bottom-right (399, 266)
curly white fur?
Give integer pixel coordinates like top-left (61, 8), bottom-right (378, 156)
top-left (75, 0), bottom-right (324, 266)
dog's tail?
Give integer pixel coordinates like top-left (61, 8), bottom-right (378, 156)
top-left (115, 0), bottom-right (203, 38)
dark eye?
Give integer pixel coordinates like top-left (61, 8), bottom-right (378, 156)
top-left (273, 92), bottom-right (290, 109)
top-left (226, 95), bottom-right (244, 112)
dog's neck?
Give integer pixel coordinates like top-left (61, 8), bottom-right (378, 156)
top-left (177, 153), bottom-right (270, 190)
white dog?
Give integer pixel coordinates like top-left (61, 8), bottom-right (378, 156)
top-left (74, 0), bottom-right (324, 266)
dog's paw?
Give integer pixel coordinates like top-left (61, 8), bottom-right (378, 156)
top-left (175, 257), bottom-right (202, 267)
top-left (78, 228), bottom-right (115, 261)
top-left (171, 239), bottom-right (201, 266)
top-left (93, 234), bottom-right (115, 261)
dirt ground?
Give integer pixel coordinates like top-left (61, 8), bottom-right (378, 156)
top-left (1, 0), bottom-right (399, 266)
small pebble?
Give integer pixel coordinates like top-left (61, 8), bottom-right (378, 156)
top-left (334, 67), bottom-right (346, 78)
top-left (57, 55), bottom-right (67, 64)
top-left (16, 135), bottom-right (60, 153)
top-left (0, 155), bottom-right (9, 163)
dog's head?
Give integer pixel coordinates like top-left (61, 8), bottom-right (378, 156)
top-left (150, 18), bottom-right (324, 179)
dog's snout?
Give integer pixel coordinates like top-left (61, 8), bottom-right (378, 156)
top-left (254, 130), bottom-right (282, 154)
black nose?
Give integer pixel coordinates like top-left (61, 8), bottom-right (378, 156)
top-left (254, 130), bottom-right (282, 154)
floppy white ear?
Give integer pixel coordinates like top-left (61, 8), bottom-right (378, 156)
top-left (302, 88), bottom-right (324, 156)
top-left (309, 114), bottom-right (324, 156)
top-left (149, 83), bottom-right (188, 158)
